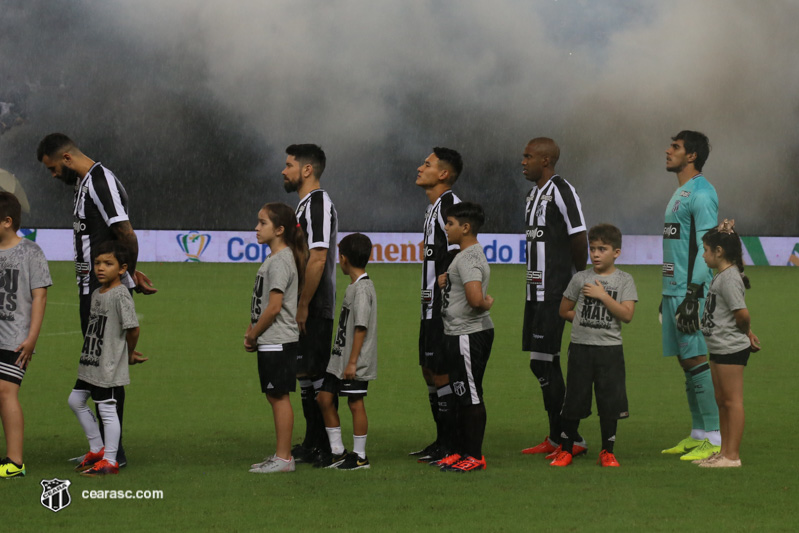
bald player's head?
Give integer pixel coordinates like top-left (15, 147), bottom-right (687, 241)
top-left (526, 137), bottom-right (560, 168)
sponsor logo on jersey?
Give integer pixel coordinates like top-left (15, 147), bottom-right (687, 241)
top-left (421, 289), bottom-right (433, 303)
top-left (540, 194), bottom-right (553, 202)
top-left (75, 262), bottom-right (91, 276)
top-left (72, 220), bottom-right (87, 233)
top-left (423, 244), bottom-right (435, 259)
top-left (40, 478), bottom-right (72, 513)
top-left (527, 270), bottom-right (543, 285)
top-left (680, 190), bottom-right (691, 198)
top-left (176, 231), bottom-right (212, 262)
top-left (662, 262), bottom-right (675, 277)
top-left (526, 226), bottom-right (544, 241)
top-left (672, 200), bottom-right (681, 213)
top-left (663, 223), bottom-right (680, 239)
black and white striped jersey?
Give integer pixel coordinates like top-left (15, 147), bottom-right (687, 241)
top-left (296, 188), bottom-right (338, 320)
top-left (73, 162), bottom-right (132, 295)
top-left (421, 189), bottom-right (460, 320)
top-left (524, 175), bottom-right (586, 302)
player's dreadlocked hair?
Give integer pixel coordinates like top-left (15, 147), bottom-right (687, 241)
top-left (702, 220), bottom-right (750, 289)
top-left (262, 202), bottom-right (309, 291)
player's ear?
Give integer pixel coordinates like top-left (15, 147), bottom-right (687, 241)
top-left (119, 262), bottom-right (129, 275)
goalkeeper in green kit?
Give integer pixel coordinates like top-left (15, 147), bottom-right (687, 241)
top-left (660, 131), bottom-right (720, 462)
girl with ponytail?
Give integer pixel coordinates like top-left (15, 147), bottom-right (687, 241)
top-left (244, 202), bottom-right (308, 474)
top-left (697, 219), bottom-right (760, 468)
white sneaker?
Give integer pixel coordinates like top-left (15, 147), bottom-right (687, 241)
top-left (249, 455), bottom-right (295, 473)
top-left (251, 456), bottom-right (272, 469)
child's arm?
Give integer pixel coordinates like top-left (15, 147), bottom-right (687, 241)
top-left (464, 281), bottom-right (493, 311)
top-left (245, 290), bottom-right (284, 348)
top-left (559, 296), bottom-right (576, 323)
top-left (14, 287), bottom-right (47, 369)
top-left (582, 281), bottom-right (635, 323)
top-left (733, 308), bottom-right (761, 352)
top-left (127, 327), bottom-right (147, 364)
top-left (343, 326), bottom-right (367, 379)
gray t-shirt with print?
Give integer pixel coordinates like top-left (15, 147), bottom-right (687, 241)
top-left (78, 285), bottom-right (139, 387)
top-left (701, 266), bottom-right (750, 355)
top-left (0, 239), bottom-right (52, 351)
top-left (441, 244), bottom-right (493, 336)
top-left (327, 274), bottom-right (378, 381)
top-left (252, 247), bottom-right (299, 346)
top-left (564, 268), bottom-right (637, 346)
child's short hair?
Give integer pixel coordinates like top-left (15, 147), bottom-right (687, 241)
top-left (339, 233), bottom-right (372, 269)
top-left (93, 240), bottom-right (131, 269)
top-left (0, 192), bottom-right (22, 231)
top-left (445, 201), bottom-right (485, 235)
top-left (588, 223), bottom-right (622, 249)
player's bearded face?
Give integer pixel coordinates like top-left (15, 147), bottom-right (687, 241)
top-left (283, 176), bottom-right (300, 193)
top-left (55, 164), bottom-right (82, 186)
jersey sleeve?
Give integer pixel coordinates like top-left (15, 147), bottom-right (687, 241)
top-left (351, 283), bottom-right (373, 329)
top-left (690, 188), bottom-right (718, 287)
top-left (88, 169), bottom-right (130, 226)
top-left (266, 254), bottom-right (292, 294)
top-left (456, 252), bottom-right (485, 285)
top-left (719, 273), bottom-right (747, 312)
top-left (117, 290), bottom-right (139, 330)
top-left (28, 243), bottom-right (53, 290)
top-left (553, 179), bottom-right (586, 236)
top-left (306, 192), bottom-right (333, 250)
top-left (563, 272), bottom-right (582, 301)
top-left (439, 192), bottom-right (461, 253)
top-left (619, 272), bottom-right (638, 302)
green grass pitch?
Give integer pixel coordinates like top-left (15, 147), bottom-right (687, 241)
top-left (6, 261), bottom-right (798, 531)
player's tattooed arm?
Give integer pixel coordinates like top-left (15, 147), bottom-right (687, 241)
top-left (111, 220), bottom-right (157, 295)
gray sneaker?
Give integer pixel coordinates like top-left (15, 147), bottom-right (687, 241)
top-left (249, 455), bottom-right (296, 473)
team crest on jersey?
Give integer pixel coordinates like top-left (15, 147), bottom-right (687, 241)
top-left (680, 191), bottom-right (691, 198)
top-left (40, 478), bottom-right (72, 513)
top-left (672, 200), bottom-right (681, 213)
top-left (176, 231), bottom-right (212, 262)
top-left (452, 381), bottom-right (466, 397)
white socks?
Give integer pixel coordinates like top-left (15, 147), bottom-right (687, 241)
top-left (68, 389), bottom-right (103, 453)
top-left (326, 427), bottom-right (345, 455)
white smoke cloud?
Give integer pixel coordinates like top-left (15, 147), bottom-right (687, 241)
top-left (6, 0), bottom-right (798, 234)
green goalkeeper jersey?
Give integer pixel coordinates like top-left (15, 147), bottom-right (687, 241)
top-left (662, 174), bottom-right (718, 297)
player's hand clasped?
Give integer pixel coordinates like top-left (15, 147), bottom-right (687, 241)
top-left (675, 283), bottom-right (701, 333)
